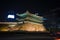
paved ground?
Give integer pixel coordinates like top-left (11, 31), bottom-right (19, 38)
top-left (0, 32), bottom-right (55, 40)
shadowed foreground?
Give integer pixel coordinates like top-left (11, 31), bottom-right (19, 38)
top-left (0, 31), bottom-right (54, 40)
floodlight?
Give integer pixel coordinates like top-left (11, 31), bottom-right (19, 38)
top-left (7, 15), bottom-right (15, 19)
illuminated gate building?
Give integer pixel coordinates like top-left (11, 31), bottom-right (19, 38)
top-left (16, 11), bottom-right (47, 32)
top-left (0, 11), bottom-right (48, 32)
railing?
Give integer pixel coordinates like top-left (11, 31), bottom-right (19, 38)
top-left (0, 22), bottom-right (23, 24)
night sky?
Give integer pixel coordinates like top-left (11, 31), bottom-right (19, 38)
top-left (0, 0), bottom-right (60, 22)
